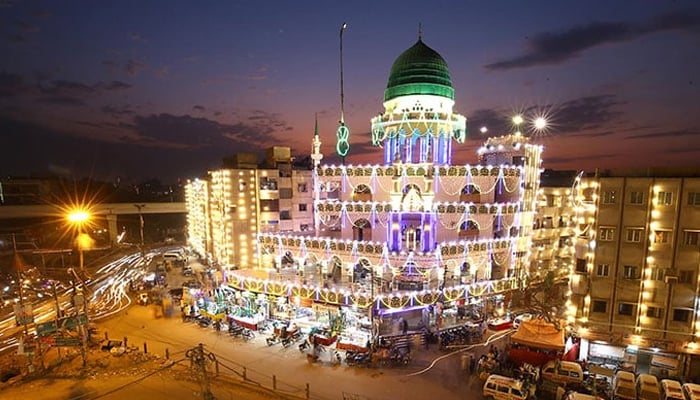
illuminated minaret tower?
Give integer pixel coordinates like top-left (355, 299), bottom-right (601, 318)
top-left (311, 114), bottom-right (323, 233)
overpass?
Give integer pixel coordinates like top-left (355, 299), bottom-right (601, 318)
top-left (0, 202), bottom-right (187, 244)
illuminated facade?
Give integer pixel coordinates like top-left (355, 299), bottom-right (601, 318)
top-left (250, 37), bottom-right (545, 322)
top-left (185, 149), bottom-right (314, 269)
top-left (565, 170), bottom-right (700, 377)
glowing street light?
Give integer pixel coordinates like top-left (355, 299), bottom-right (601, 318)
top-left (480, 126), bottom-right (488, 134)
top-left (67, 209), bottom-right (91, 273)
top-left (512, 115), bottom-right (524, 126)
top-left (534, 117), bottom-right (547, 130)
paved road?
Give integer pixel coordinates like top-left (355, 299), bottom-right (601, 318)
top-left (92, 303), bottom-right (509, 400)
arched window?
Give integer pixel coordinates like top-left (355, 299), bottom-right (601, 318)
top-left (352, 184), bottom-right (373, 202)
top-left (460, 184), bottom-right (481, 203)
top-left (353, 218), bottom-right (372, 241)
top-left (459, 220), bottom-right (480, 239)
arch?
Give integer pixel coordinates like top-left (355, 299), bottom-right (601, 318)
top-left (353, 218), bottom-right (372, 241)
top-left (460, 183), bottom-right (481, 203)
top-left (328, 255), bottom-right (343, 283)
top-left (459, 220), bottom-right (480, 240)
top-left (352, 184), bottom-right (373, 202)
top-left (401, 184), bottom-right (424, 211)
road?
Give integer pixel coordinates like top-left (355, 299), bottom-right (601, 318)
top-left (0, 249), bottom-right (509, 399)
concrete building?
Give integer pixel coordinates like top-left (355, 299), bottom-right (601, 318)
top-left (564, 169), bottom-right (700, 379)
top-left (184, 148), bottom-right (314, 269)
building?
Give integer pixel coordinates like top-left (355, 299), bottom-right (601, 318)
top-left (184, 148), bottom-right (314, 269)
top-left (562, 169), bottom-right (700, 378)
top-left (224, 35), bottom-right (549, 342)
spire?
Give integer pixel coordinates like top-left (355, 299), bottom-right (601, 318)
top-left (418, 22), bottom-right (422, 41)
top-left (314, 113), bottom-right (319, 137)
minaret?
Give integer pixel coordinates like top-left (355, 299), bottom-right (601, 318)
top-left (311, 114), bottom-right (323, 168)
top-left (311, 114), bottom-right (323, 233)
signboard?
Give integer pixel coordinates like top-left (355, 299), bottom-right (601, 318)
top-left (39, 334), bottom-right (82, 347)
top-left (13, 304), bottom-right (34, 326)
top-left (37, 314), bottom-right (88, 336)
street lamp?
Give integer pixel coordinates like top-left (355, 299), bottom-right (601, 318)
top-left (67, 209), bottom-right (91, 274)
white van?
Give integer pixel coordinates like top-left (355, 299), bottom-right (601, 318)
top-left (682, 383), bottom-right (700, 400)
top-left (661, 379), bottom-right (683, 400)
top-left (565, 393), bottom-right (601, 400)
top-left (614, 371), bottom-right (637, 400)
top-left (483, 374), bottom-right (530, 400)
top-left (637, 374), bottom-right (660, 400)
top-left (163, 251), bottom-right (185, 262)
top-left (541, 360), bottom-right (584, 386)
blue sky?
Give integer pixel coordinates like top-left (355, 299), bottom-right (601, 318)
top-left (1, 0), bottom-right (699, 182)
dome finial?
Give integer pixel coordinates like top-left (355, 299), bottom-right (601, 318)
top-left (418, 22), bottom-right (423, 41)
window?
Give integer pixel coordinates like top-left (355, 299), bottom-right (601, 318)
top-left (646, 307), bottom-right (663, 318)
top-left (280, 210), bottom-right (291, 220)
top-left (599, 227), bottom-right (615, 241)
top-left (630, 191), bottom-right (644, 205)
top-left (623, 265), bottom-right (639, 279)
top-left (596, 264), bottom-right (610, 277)
top-left (298, 204), bottom-right (307, 212)
top-left (673, 309), bottom-right (691, 322)
top-left (684, 230), bottom-right (700, 246)
top-left (657, 191), bottom-right (673, 205)
top-left (279, 188), bottom-right (293, 199)
top-left (575, 258), bottom-right (587, 273)
top-left (679, 270), bottom-right (694, 284)
top-left (592, 300), bottom-right (607, 313)
top-left (625, 228), bottom-right (644, 243)
top-left (259, 199), bottom-right (279, 211)
top-left (649, 268), bottom-right (665, 281)
top-left (297, 183), bottom-right (308, 193)
top-left (602, 190), bottom-right (617, 204)
top-left (653, 230), bottom-right (671, 244)
top-left (618, 303), bottom-right (635, 316)
top-left (689, 192), bottom-right (700, 206)
top-left (259, 177), bottom-right (278, 190)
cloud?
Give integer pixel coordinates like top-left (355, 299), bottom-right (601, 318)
top-left (552, 94), bottom-right (625, 134)
top-left (124, 60), bottom-right (146, 76)
top-left (0, 71), bottom-right (26, 97)
top-left (103, 80), bottom-right (131, 91)
top-left (626, 128), bottom-right (700, 140)
top-left (6, 33), bottom-right (28, 43)
top-left (31, 9), bottom-right (51, 18)
top-left (36, 96), bottom-right (85, 106)
top-left (40, 80), bottom-right (96, 96)
top-left (101, 104), bottom-right (134, 118)
top-left (545, 153), bottom-right (617, 164)
top-left (131, 113), bottom-right (279, 149)
top-left (485, 10), bottom-right (700, 70)
top-left (128, 32), bottom-right (143, 42)
top-left (17, 20), bottom-right (40, 33)
top-left (193, 105), bottom-right (205, 112)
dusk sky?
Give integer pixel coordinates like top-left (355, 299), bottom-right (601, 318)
top-left (1, 1), bottom-right (699, 183)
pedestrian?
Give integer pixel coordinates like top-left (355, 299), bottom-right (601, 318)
top-left (402, 318), bottom-right (408, 335)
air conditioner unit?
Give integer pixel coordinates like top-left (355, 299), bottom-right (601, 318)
top-left (665, 275), bottom-right (678, 284)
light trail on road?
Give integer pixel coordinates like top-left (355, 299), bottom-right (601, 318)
top-left (404, 329), bottom-right (514, 377)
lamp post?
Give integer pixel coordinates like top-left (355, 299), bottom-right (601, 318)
top-left (67, 209), bottom-right (90, 274)
top-left (67, 209), bottom-right (91, 367)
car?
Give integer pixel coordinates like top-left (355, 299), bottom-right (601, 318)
top-left (682, 383), bottom-right (700, 400)
top-left (541, 360), bottom-right (584, 386)
top-left (614, 371), bottom-right (637, 400)
top-left (487, 317), bottom-right (513, 331)
top-left (661, 379), bottom-right (683, 400)
top-left (513, 313), bottom-right (533, 329)
top-left (637, 374), bottom-right (660, 400)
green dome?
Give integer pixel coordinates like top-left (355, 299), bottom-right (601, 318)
top-left (384, 39), bottom-right (454, 102)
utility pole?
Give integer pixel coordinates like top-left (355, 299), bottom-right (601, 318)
top-left (134, 204), bottom-right (146, 258)
top-left (186, 343), bottom-right (216, 400)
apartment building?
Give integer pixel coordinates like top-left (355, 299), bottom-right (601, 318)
top-left (185, 147), bottom-right (313, 269)
top-left (566, 169), bottom-right (700, 379)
